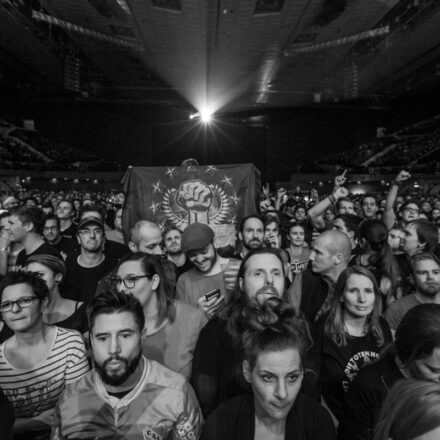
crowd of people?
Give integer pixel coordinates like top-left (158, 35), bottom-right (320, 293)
top-left (0, 168), bottom-right (440, 439)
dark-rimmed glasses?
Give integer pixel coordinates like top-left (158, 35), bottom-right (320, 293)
top-left (110, 275), bottom-right (149, 289)
top-left (0, 296), bottom-right (39, 313)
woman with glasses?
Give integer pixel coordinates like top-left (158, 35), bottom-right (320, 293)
top-left (0, 271), bottom-right (89, 440)
top-left (113, 252), bottom-right (207, 378)
top-left (200, 298), bottom-right (336, 440)
top-left (0, 254), bottom-right (87, 343)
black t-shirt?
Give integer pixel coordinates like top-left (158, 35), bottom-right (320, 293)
top-left (48, 236), bottom-right (79, 261)
top-left (61, 222), bottom-right (77, 239)
top-left (107, 388), bottom-right (134, 400)
top-left (312, 316), bottom-right (392, 421)
top-left (0, 387), bottom-right (14, 440)
top-left (63, 255), bottom-right (118, 302)
top-left (175, 256), bottom-right (194, 277)
top-left (15, 242), bottom-right (63, 271)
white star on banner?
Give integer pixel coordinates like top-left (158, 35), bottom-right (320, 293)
top-left (149, 201), bottom-right (161, 214)
top-left (221, 175), bottom-right (233, 186)
top-left (165, 167), bottom-right (177, 179)
top-left (230, 194), bottom-right (240, 205)
top-left (152, 180), bottom-right (163, 193)
top-left (205, 165), bottom-right (217, 174)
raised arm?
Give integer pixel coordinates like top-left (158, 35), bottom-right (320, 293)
top-left (308, 170), bottom-right (348, 229)
top-left (382, 170), bottom-right (411, 230)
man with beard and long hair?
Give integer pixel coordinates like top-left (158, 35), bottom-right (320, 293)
top-left (190, 247), bottom-right (317, 418)
top-left (52, 289), bottom-right (203, 440)
top-left (385, 252), bottom-right (440, 332)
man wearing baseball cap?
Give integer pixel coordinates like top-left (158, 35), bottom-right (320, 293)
top-left (176, 222), bottom-right (239, 318)
top-left (63, 214), bottom-right (118, 302)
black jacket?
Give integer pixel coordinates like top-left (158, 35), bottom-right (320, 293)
top-left (201, 393), bottom-right (336, 440)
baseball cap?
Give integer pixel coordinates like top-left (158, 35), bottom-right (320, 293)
top-left (77, 215), bottom-right (104, 230)
top-left (181, 222), bottom-right (214, 253)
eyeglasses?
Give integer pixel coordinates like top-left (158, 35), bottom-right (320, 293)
top-left (110, 275), bottom-right (149, 289)
top-left (0, 296), bottom-right (39, 313)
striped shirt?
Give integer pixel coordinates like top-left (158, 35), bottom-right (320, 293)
top-left (0, 326), bottom-right (89, 418)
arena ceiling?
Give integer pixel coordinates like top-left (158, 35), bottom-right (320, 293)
top-left (1, 0), bottom-right (440, 115)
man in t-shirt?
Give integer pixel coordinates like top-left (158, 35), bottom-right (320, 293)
top-left (385, 252), bottom-right (440, 332)
top-left (42, 214), bottom-right (77, 261)
top-left (176, 222), bottom-right (238, 318)
top-left (52, 289), bottom-right (203, 440)
top-left (5, 206), bottom-right (61, 270)
top-left (56, 200), bottom-right (77, 239)
top-left (289, 230), bottom-right (351, 323)
top-left (163, 225), bottom-right (193, 276)
top-left (232, 215), bottom-right (264, 260)
top-left (63, 215), bottom-right (118, 302)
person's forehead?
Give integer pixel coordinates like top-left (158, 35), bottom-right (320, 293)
top-left (363, 197), bottom-right (376, 205)
top-left (45, 219), bottom-right (58, 227)
top-left (164, 229), bottom-right (181, 239)
top-left (2, 283), bottom-right (34, 300)
top-left (290, 225), bottom-right (304, 233)
top-left (117, 260), bottom-right (144, 275)
top-left (8, 215), bottom-right (20, 223)
top-left (405, 203), bottom-right (419, 209)
top-left (253, 348), bottom-right (301, 371)
top-left (245, 253), bottom-right (282, 271)
top-left (243, 218), bottom-right (263, 230)
top-left (139, 226), bottom-right (162, 244)
top-left (415, 259), bottom-right (440, 271)
top-left (92, 311), bottom-right (139, 333)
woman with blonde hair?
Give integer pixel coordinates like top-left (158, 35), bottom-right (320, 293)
top-left (312, 265), bottom-right (392, 422)
top-left (373, 379), bottom-right (440, 440)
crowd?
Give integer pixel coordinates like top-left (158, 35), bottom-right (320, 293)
top-left (0, 168), bottom-right (440, 440)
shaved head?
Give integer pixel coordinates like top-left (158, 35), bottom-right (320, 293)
top-left (318, 230), bottom-right (352, 262)
top-left (129, 220), bottom-right (163, 255)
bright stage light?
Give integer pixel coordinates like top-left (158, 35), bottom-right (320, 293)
top-left (200, 110), bottom-right (212, 124)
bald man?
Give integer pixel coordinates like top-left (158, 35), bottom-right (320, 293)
top-left (288, 230), bottom-right (352, 323)
top-left (128, 220), bottom-right (178, 293)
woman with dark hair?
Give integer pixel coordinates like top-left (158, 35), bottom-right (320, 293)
top-left (312, 266), bottom-right (392, 422)
top-left (339, 303), bottom-right (440, 440)
top-left (200, 299), bottom-right (336, 440)
top-left (1, 254), bottom-right (87, 343)
top-left (0, 271), bottom-right (89, 439)
top-left (285, 222), bottom-right (311, 277)
top-left (113, 252), bottom-right (207, 378)
top-left (373, 379), bottom-right (440, 440)
top-left (355, 219), bottom-right (402, 305)
top-left (26, 254), bottom-right (87, 332)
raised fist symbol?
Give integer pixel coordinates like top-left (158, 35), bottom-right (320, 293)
top-left (177, 180), bottom-right (213, 223)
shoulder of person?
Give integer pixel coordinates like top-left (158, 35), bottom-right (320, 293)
top-left (147, 359), bottom-right (190, 393)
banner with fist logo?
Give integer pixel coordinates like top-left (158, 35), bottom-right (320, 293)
top-left (121, 163), bottom-right (261, 248)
